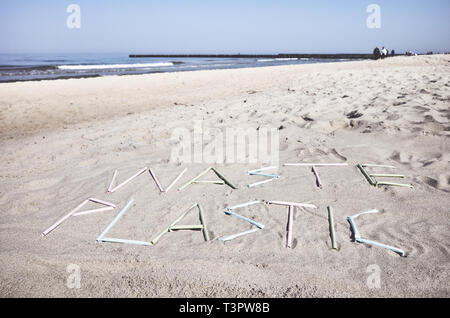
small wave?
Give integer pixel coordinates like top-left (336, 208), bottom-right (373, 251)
top-left (57, 62), bottom-right (174, 70)
top-left (257, 58), bottom-right (298, 62)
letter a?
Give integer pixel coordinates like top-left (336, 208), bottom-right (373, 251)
top-left (67, 4), bottom-right (81, 29)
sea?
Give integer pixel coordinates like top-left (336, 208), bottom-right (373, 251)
top-left (0, 53), bottom-right (352, 83)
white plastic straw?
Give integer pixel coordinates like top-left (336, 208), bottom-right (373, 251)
top-left (107, 170), bottom-right (118, 192)
top-left (109, 167), bottom-right (148, 193)
top-left (164, 168), bottom-right (188, 193)
top-left (228, 201), bottom-right (260, 210)
top-left (284, 163), bottom-right (348, 167)
top-left (97, 237), bottom-right (151, 246)
top-left (220, 228), bottom-right (259, 242)
top-left (268, 201), bottom-right (317, 209)
top-left (248, 178), bottom-right (277, 188)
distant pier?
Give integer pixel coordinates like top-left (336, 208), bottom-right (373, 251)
top-left (129, 53), bottom-right (373, 59)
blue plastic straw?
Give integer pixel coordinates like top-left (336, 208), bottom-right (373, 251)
top-left (97, 199), bottom-right (134, 241)
top-left (225, 209), bottom-right (264, 229)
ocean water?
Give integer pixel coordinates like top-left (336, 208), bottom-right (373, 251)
top-left (0, 53), bottom-right (349, 82)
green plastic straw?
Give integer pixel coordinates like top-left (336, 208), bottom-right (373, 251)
top-left (357, 164), bottom-right (377, 186)
top-left (370, 174), bottom-right (405, 178)
top-left (376, 181), bottom-right (413, 188)
top-left (327, 206), bottom-right (338, 250)
top-left (211, 168), bottom-right (238, 189)
top-left (198, 203), bottom-right (210, 241)
top-left (151, 203), bottom-right (208, 245)
top-left (193, 180), bottom-right (225, 184)
top-left (169, 225), bottom-right (204, 231)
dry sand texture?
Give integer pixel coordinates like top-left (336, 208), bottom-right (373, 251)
top-left (0, 55), bottom-right (449, 297)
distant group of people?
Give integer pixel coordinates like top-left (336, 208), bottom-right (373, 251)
top-left (373, 46), bottom-right (395, 60)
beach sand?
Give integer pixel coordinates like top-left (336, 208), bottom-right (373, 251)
top-left (0, 55), bottom-right (449, 297)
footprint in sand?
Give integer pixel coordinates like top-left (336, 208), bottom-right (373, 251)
top-left (420, 175), bottom-right (450, 193)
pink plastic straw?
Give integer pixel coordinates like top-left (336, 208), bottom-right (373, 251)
top-left (311, 165), bottom-right (323, 188)
top-left (287, 205), bottom-right (294, 248)
top-left (73, 206), bottom-right (114, 216)
top-left (42, 199), bottom-right (88, 236)
top-left (109, 167), bottom-right (148, 193)
top-left (149, 168), bottom-right (165, 192)
top-left (164, 168), bottom-right (188, 193)
top-left (88, 198), bottom-right (116, 208)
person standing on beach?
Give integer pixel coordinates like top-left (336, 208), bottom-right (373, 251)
top-left (381, 47), bottom-right (388, 59)
top-left (373, 46), bottom-right (381, 60)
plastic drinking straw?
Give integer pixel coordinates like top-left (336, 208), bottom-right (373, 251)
top-left (248, 166), bottom-right (278, 174)
top-left (149, 168), bottom-right (165, 192)
top-left (376, 181), bottom-right (413, 188)
top-left (97, 199), bottom-right (134, 241)
top-left (248, 178), bottom-right (277, 188)
top-left (284, 163), bottom-right (348, 167)
top-left (228, 201), bottom-right (260, 210)
top-left (109, 167), bottom-right (148, 193)
top-left (211, 168), bottom-right (238, 189)
top-left (357, 238), bottom-right (406, 257)
top-left (73, 206), bottom-right (114, 216)
top-left (311, 165), bottom-right (323, 189)
top-left (42, 199), bottom-right (89, 236)
top-left (225, 209), bottom-right (264, 229)
top-left (362, 164), bottom-right (396, 169)
top-left (108, 170), bottom-right (118, 192)
top-left (357, 164), bottom-right (377, 186)
top-left (369, 173), bottom-right (405, 178)
top-left (151, 203), bottom-right (199, 245)
top-left (98, 237), bottom-right (152, 246)
top-left (286, 205), bottom-right (293, 248)
top-left (347, 209), bottom-right (405, 256)
top-left (193, 180), bottom-right (225, 184)
top-left (327, 206), bottom-right (338, 250)
top-left (220, 228), bottom-right (259, 242)
top-left (267, 201), bottom-right (317, 209)
top-left (169, 225), bottom-right (204, 231)
top-left (88, 198), bottom-right (116, 208)
top-left (198, 203), bottom-right (210, 241)
top-left (178, 167), bottom-right (212, 191)
top-left (164, 168), bottom-right (188, 193)
top-left (249, 173), bottom-right (280, 178)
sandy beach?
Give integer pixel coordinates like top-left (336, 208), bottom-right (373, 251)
top-left (0, 55), bottom-right (449, 297)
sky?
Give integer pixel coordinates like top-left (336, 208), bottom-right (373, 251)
top-left (0, 0), bottom-right (449, 54)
